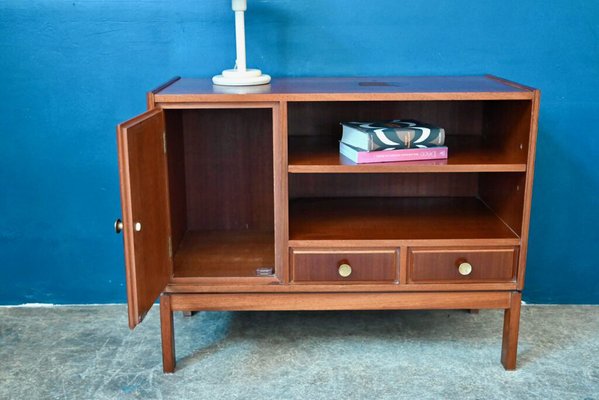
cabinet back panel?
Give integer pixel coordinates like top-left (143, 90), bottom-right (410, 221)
top-left (182, 109), bottom-right (274, 231)
top-left (289, 173), bottom-right (478, 199)
top-left (288, 101), bottom-right (484, 137)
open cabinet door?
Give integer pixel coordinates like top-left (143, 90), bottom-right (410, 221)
top-left (117, 108), bottom-right (171, 329)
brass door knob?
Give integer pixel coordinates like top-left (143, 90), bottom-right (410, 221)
top-left (338, 263), bottom-right (352, 278)
top-left (458, 262), bottom-right (473, 276)
top-left (114, 219), bottom-right (123, 234)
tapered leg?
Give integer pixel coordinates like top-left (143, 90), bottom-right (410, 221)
top-left (160, 294), bottom-right (176, 373)
top-left (501, 291), bottom-right (522, 370)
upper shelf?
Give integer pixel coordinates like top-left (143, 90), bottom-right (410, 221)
top-left (288, 136), bottom-right (527, 173)
top-left (153, 75), bottom-right (537, 103)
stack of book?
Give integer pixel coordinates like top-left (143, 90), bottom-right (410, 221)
top-left (339, 120), bottom-right (448, 164)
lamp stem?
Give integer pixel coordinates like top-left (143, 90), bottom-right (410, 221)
top-left (233, 1), bottom-right (247, 71)
top-left (213, 0), bottom-right (270, 86)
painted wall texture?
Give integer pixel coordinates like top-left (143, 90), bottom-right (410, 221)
top-left (0, 0), bottom-right (597, 304)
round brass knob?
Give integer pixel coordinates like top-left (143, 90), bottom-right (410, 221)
top-left (458, 262), bottom-right (473, 276)
top-left (114, 219), bottom-right (123, 234)
top-left (338, 263), bottom-right (352, 278)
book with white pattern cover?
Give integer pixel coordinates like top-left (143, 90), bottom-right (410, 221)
top-left (341, 120), bottom-right (445, 151)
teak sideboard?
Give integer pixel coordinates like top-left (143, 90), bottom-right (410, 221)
top-left (115, 76), bottom-right (539, 373)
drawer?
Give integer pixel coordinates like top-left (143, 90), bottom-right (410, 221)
top-left (408, 247), bottom-right (517, 283)
top-left (291, 249), bottom-right (397, 283)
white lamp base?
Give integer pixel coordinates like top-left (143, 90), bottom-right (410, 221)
top-left (212, 68), bottom-right (271, 86)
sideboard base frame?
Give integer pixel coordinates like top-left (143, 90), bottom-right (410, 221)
top-left (115, 76), bottom-right (539, 374)
top-left (159, 290), bottom-right (521, 373)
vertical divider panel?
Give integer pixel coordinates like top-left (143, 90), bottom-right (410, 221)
top-left (274, 101), bottom-right (289, 283)
top-left (398, 246), bottom-right (408, 284)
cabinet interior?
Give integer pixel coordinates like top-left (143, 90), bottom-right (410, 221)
top-left (288, 172), bottom-right (525, 241)
top-left (288, 100), bottom-right (532, 167)
top-left (157, 100), bottom-right (530, 278)
top-left (164, 108), bottom-right (275, 278)
top-left (287, 100), bottom-right (530, 242)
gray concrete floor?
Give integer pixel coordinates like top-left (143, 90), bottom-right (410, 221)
top-left (0, 305), bottom-right (598, 399)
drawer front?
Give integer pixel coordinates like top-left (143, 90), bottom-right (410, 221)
top-left (408, 247), bottom-right (517, 283)
top-left (291, 249), bottom-right (397, 283)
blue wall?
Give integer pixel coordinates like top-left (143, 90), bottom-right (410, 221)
top-left (1, 0), bottom-right (597, 304)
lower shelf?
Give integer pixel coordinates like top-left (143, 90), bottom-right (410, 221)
top-left (289, 197), bottom-right (519, 241)
top-left (173, 230), bottom-right (275, 278)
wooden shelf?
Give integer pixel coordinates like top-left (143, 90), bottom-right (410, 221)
top-left (173, 230), bottom-right (275, 278)
top-left (289, 197), bottom-right (519, 241)
top-left (288, 136), bottom-right (527, 173)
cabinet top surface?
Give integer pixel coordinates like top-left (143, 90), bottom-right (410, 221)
top-left (153, 75), bottom-right (536, 102)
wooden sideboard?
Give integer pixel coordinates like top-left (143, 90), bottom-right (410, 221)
top-left (115, 76), bottom-right (539, 373)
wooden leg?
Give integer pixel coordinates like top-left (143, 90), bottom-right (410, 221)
top-left (501, 291), bottom-right (522, 370)
top-left (160, 294), bottom-right (176, 373)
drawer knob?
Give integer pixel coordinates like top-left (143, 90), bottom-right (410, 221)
top-left (338, 263), bottom-right (352, 278)
top-left (114, 219), bottom-right (123, 234)
top-left (458, 262), bottom-right (473, 276)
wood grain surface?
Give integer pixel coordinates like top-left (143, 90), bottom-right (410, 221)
top-left (173, 230), bottom-right (275, 278)
top-left (154, 76), bottom-right (534, 103)
top-left (408, 247), bottom-right (517, 283)
top-left (289, 197), bottom-right (519, 241)
top-left (117, 108), bottom-right (171, 329)
top-left (168, 291), bottom-right (513, 311)
top-left (291, 249), bottom-right (397, 283)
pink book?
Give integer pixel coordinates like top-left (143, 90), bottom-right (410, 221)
top-left (340, 142), bottom-right (448, 164)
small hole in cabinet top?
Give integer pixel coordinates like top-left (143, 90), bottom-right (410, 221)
top-left (358, 81), bottom-right (403, 87)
